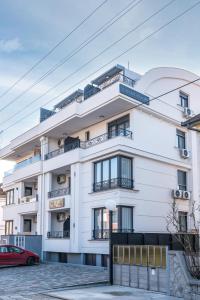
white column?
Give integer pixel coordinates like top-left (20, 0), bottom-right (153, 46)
top-left (70, 163), bottom-right (81, 252)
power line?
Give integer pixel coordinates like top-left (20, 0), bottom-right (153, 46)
top-left (0, 0), bottom-right (141, 113)
top-left (1, 0), bottom-right (200, 134)
top-left (0, 0), bottom-right (109, 100)
top-left (0, 0), bottom-right (175, 126)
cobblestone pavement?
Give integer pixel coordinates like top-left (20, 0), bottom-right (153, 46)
top-left (0, 263), bottom-right (108, 300)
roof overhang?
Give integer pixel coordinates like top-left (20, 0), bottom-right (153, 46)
top-left (181, 113), bottom-right (200, 132)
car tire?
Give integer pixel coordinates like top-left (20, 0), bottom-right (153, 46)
top-left (26, 257), bottom-right (35, 266)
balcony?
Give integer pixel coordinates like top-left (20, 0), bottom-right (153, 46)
top-left (48, 187), bottom-right (70, 199)
top-left (47, 230), bottom-right (70, 239)
top-left (4, 155), bottom-right (41, 177)
top-left (93, 177), bottom-right (134, 192)
top-left (18, 195), bottom-right (38, 204)
top-left (45, 129), bottom-right (132, 160)
top-left (92, 229), bottom-right (134, 240)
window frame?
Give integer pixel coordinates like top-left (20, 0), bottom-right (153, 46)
top-left (176, 129), bottom-right (186, 149)
top-left (178, 211), bottom-right (188, 232)
top-left (108, 114), bottom-right (130, 137)
top-left (6, 189), bottom-right (14, 205)
top-left (5, 220), bottom-right (13, 235)
top-left (93, 155), bottom-right (133, 192)
top-left (179, 91), bottom-right (189, 108)
top-left (177, 170), bottom-right (187, 191)
top-left (93, 205), bottom-right (134, 239)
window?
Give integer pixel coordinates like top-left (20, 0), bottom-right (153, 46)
top-left (6, 189), bottom-right (14, 205)
top-left (23, 219), bottom-right (32, 233)
top-left (93, 155), bottom-right (133, 192)
top-left (24, 187), bottom-right (32, 196)
top-left (93, 206), bottom-right (133, 239)
top-left (93, 208), bottom-right (109, 239)
top-left (108, 115), bottom-right (130, 137)
top-left (85, 131), bottom-right (90, 141)
top-left (177, 170), bottom-right (187, 191)
top-left (178, 212), bottom-right (188, 232)
top-left (118, 206), bottom-right (133, 232)
top-left (180, 92), bottom-right (189, 108)
top-left (5, 220), bottom-right (13, 235)
top-left (0, 246), bottom-right (8, 253)
top-left (8, 246), bottom-right (23, 254)
top-left (176, 130), bottom-right (186, 149)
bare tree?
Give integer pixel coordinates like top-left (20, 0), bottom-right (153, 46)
top-left (166, 200), bottom-right (200, 279)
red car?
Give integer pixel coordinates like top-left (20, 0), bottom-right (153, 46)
top-left (0, 245), bottom-right (40, 266)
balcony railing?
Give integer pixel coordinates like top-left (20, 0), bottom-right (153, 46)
top-left (99, 73), bottom-right (135, 91)
top-left (4, 155), bottom-right (41, 177)
top-left (92, 229), bottom-right (134, 240)
top-left (93, 177), bottom-right (134, 192)
top-left (19, 194), bottom-right (38, 204)
top-left (47, 230), bottom-right (70, 239)
top-left (48, 187), bottom-right (70, 198)
top-left (45, 129), bottom-right (132, 160)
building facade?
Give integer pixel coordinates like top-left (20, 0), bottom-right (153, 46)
top-left (0, 184), bottom-right (6, 236)
top-left (0, 65), bottom-right (199, 265)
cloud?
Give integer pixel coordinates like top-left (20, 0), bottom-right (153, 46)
top-left (0, 37), bottom-right (23, 53)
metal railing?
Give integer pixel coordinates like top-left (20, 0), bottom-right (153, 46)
top-left (93, 177), bottom-right (134, 192)
top-left (93, 229), bottom-right (134, 240)
top-left (18, 194), bottom-right (38, 204)
top-left (99, 73), bottom-right (135, 91)
top-left (48, 187), bottom-right (70, 198)
top-left (4, 155), bottom-right (41, 177)
top-left (47, 231), bottom-right (70, 239)
top-left (82, 129), bottom-right (132, 149)
top-left (45, 129), bottom-right (132, 160)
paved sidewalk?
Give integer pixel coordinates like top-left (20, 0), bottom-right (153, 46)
top-left (0, 263), bottom-right (108, 300)
top-left (44, 285), bottom-right (182, 300)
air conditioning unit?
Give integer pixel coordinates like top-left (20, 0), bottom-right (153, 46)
top-left (182, 191), bottom-right (191, 200)
top-left (183, 107), bottom-right (192, 118)
top-left (57, 212), bottom-right (66, 222)
top-left (180, 148), bottom-right (190, 159)
top-left (58, 138), bottom-right (64, 148)
top-left (57, 174), bottom-right (66, 184)
top-left (172, 189), bottom-right (183, 199)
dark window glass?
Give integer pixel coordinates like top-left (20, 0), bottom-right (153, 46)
top-left (108, 115), bottom-right (130, 137)
top-left (178, 212), bottom-right (187, 232)
top-left (23, 219), bottom-right (32, 232)
top-left (176, 130), bottom-right (186, 149)
top-left (178, 170), bottom-right (187, 191)
top-left (93, 206), bottom-right (133, 239)
top-left (25, 187), bottom-right (32, 196)
top-left (93, 156), bottom-right (133, 192)
top-left (8, 246), bottom-right (23, 254)
top-left (85, 131), bottom-right (90, 141)
top-left (118, 206), bottom-right (133, 232)
top-left (180, 92), bottom-right (188, 108)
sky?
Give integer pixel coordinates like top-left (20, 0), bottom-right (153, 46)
top-left (0, 0), bottom-right (200, 180)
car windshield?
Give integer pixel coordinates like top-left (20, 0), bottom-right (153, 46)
top-left (9, 247), bottom-right (23, 253)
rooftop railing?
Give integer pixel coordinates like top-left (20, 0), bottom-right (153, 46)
top-left (45, 129), bottom-right (132, 160)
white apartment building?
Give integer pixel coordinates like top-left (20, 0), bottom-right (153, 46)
top-left (0, 64), bottom-right (199, 266)
top-left (0, 184), bottom-right (6, 235)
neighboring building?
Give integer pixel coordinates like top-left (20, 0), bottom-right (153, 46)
top-left (0, 184), bottom-right (6, 235)
top-left (0, 64), bottom-right (199, 265)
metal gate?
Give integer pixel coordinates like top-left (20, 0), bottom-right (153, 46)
top-left (113, 245), bottom-right (169, 293)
